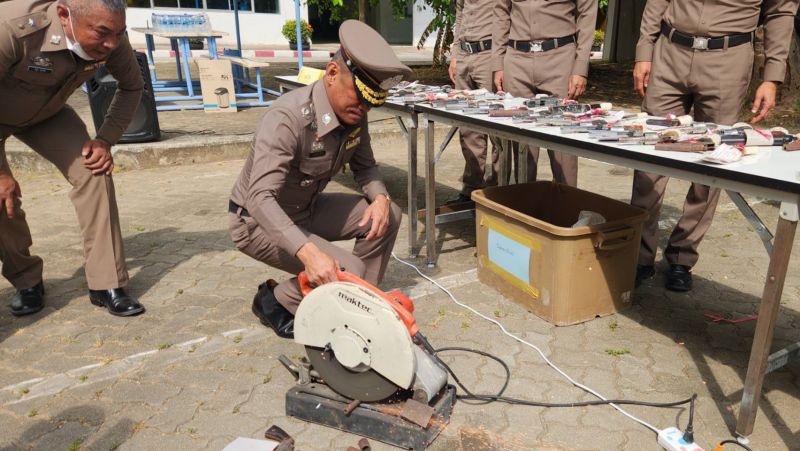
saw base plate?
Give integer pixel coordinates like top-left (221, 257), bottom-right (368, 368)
top-left (285, 383), bottom-right (456, 450)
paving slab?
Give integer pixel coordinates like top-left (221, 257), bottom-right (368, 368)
top-left (1, 75), bottom-right (800, 451)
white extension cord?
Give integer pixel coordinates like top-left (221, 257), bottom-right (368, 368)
top-left (391, 253), bottom-right (703, 450)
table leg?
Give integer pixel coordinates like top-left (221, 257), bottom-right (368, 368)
top-left (736, 202), bottom-right (798, 438)
top-left (208, 37), bottom-right (218, 59)
top-left (144, 34), bottom-right (157, 83)
top-left (171, 39), bottom-right (183, 83)
top-left (178, 38), bottom-right (195, 97)
top-left (403, 114), bottom-right (418, 258)
top-left (499, 139), bottom-right (512, 187)
top-left (425, 118), bottom-right (436, 267)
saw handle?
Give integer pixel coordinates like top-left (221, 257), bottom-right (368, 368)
top-left (298, 270), bottom-right (419, 336)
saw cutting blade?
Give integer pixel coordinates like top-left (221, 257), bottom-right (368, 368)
top-left (305, 345), bottom-right (399, 402)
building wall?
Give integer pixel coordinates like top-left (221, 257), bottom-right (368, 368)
top-left (411, 0), bottom-right (438, 49)
top-left (126, 1), bottom-right (308, 48)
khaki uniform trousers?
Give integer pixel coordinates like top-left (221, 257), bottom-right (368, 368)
top-left (503, 44), bottom-right (578, 186)
top-left (0, 106), bottom-right (129, 290)
top-left (632, 38), bottom-right (754, 267)
top-left (230, 192), bottom-right (403, 314)
top-left (453, 50), bottom-right (500, 196)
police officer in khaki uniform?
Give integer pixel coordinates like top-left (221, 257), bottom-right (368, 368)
top-left (0, 0), bottom-right (145, 316)
top-left (229, 20), bottom-right (412, 338)
top-left (492, 0), bottom-right (597, 186)
top-left (447, 0), bottom-right (500, 204)
top-left (632, 0), bottom-right (798, 291)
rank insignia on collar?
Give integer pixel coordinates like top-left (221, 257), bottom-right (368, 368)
top-left (31, 56), bottom-right (52, 68)
top-left (322, 113), bottom-right (332, 126)
top-left (345, 136), bottom-right (361, 150)
top-left (28, 18), bottom-right (35, 27)
top-left (50, 35), bottom-right (62, 45)
top-left (300, 178), bottom-right (314, 187)
top-left (349, 127), bottom-right (361, 138)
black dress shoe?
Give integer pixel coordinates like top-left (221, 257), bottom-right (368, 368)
top-left (10, 282), bottom-right (45, 316)
top-left (252, 280), bottom-right (294, 339)
top-left (89, 288), bottom-right (145, 317)
top-left (635, 265), bottom-right (655, 288)
top-left (444, 193), bottom-right (473, 205)
top-left (666, 264), bottom-right (693, 292)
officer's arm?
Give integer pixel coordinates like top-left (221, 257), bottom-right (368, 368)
top-left (0, 22), bottom-right (20, 172)
top-left (348, 119), bottom-right (389, 202)
top-left (98, 36), bottom-right (144, 145)
top-left (571, 0), bottom-right (597, 78)
top-left (491, 0), bottom-right (512, 73)
top-left (760, 0), bottom-right (799, 83)
top-left (450, 0), bottom-right (465, 60)
top-left (246, 108), bottom-right (310, 257)
top-left (635, 0), bottom-right (671, 63)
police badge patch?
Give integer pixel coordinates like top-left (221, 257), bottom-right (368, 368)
top-left (28, 55), bottom-right (53, 73)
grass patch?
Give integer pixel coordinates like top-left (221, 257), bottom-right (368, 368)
top-left (79, 375), bottom-right (88, 382)
top-left (233, 335), bottom-right (242, 344)
top-left (158, 343), bottom-right (172, 351)
top-left (608, 320), bottom-right (618, 332)
top-left (26, 409), bottom-right (38, 417)
top-left (605, 348), bottom-right (630, 357)
top-left (67, 437), bottom-right (84, 451)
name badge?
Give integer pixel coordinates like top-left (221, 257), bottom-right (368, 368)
top-left (309, 150), bottom-right (326, 158)
top-left (27, 66), bottom-right (52, 73)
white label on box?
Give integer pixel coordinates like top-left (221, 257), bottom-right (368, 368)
top-left (488, 228), bottom-right (530, 284)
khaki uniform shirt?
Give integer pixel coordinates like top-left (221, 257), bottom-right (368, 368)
top-left (450, 0), bottom-right (496, 59)
top-left (0, 0), bottom-right (143, 143)
top-left (230, 80), bottom-right (389, 257)
top-left (492, 0), bottom-right (598, 76)
top-left (635, 0), bottom-right (799, 82)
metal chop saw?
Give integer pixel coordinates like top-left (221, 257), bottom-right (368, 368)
top-left (279, 271), bottom-right (456, 450)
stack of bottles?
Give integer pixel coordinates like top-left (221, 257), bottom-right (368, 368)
top-left (150, 12), bottom-right (211, 33)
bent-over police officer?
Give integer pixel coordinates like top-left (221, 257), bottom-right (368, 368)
top-left (0, 0), bottom-right (145, 316)
top-left (632, 0), bottom-right (798, 291)
top-left (229, 20), bottom-right (412, 339)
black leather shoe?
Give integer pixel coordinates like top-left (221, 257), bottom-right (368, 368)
top-left (444, 193), bottom-right (473, 205)
top-left (252, 280), bottom-right (294, 339)
top-left (10, 282), bottom-right (45, 316)
top-left (89, 288), bottom-right (145, 317)
top-left (666, 265), bottom-right (693, 292)
top-left (635, 265), bottom-right (655, 288)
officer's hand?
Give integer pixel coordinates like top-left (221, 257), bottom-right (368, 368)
top-left (448, 58), bottom-right (457, 84)
top-left (750, 81), bottom-right (778, 124)
top-left (493, 70), bottom-right (504, 93)
top-left (296, 242), bottom-right (339, 287)
top-left (0, 171), bottom-right (21, 219)
top-left (567, 75), bottom-right (587, 100)
top-left (359, 194), bottom-right (391, 241)
top-left (82, 139), bottom-right (114, 176)
top-left (633, 61), bottom-right (652, 98)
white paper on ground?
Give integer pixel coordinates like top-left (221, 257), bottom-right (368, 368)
top-left (221, 437), bottom-right (281, 451)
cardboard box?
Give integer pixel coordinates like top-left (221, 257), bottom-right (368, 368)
top-left (197, 58), bottom-right (237, 113)
top-left (472, 182), bottom-right (648, 326)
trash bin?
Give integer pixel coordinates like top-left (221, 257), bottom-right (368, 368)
top-left (472, 181), bottom-right (648, 326)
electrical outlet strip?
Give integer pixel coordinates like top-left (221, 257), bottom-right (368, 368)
top-left (658, 427), bottom-right (706, 451)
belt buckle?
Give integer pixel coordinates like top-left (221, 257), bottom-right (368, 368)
top-left (530, 40), bottom-right (544, 52)
top-left (691, 37), bottom-right (709, 50)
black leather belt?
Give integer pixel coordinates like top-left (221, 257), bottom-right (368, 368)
top-left (510, 35), bottom-right (576, 53)
top-left (229, 200), bottom-right (250, 217)
top-left (661, 21), bottom-right (753, 50)
top-left (460, 39), bottom-right (492, 54)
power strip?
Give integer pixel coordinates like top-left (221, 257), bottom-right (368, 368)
top-left (658, 427), bottom-right (705, 451)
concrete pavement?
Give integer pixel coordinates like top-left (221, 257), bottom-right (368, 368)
top-left (1, 84), bottom-right (800, 450)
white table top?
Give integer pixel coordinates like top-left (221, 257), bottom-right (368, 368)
top-left (131, 27), bottom-right (227, 38)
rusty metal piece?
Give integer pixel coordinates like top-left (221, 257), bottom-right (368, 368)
top-left (344, 399), bottom-right (361, 415)
top-left (400, 398), bottom-right (435, 428)
top-left (264, 425), bottom-right (294, 451)
top-left (357, 437), bottom-right (371, 450)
